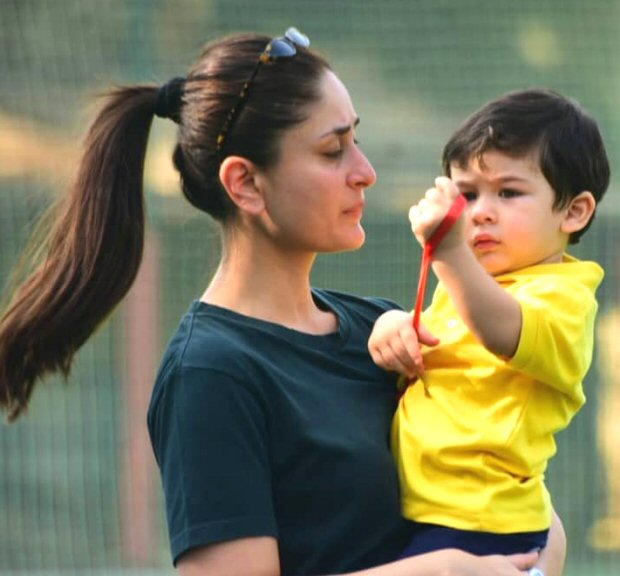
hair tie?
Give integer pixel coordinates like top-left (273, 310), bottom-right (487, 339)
top-left (155, 77), bottom-right (186, 122)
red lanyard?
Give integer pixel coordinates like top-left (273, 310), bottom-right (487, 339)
top-left (412, 195), bottom-right (467, 332)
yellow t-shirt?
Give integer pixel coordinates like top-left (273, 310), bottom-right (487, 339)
top-left (392, 255), bottom-right (603, 533)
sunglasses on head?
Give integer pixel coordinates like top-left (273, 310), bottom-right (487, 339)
top-left (216, 27), bottom-right (310, 160)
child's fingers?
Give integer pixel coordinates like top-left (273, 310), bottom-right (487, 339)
top-left (371, 345), bottom-right (409, 376)
top-left (390, 333), bottom-right (424, 377)
top-left (368, 345), bottom-right (403, 375)
top-left (408, 203), bottom-right (420, 225)
top-left (369, 338), bottom-right (421, 378)
top-left (417, 323), bottom-right (440, 347)
top-left (409, 200), bottom-right (441, 244)
top-left (424, 185), bottom-right (444, 204)
top-left (434, 176), bottom-right (461, 201)
top-left (410, 177), bottom-right (465, 251)
top-left (410, 181), bottom-right (457, 243)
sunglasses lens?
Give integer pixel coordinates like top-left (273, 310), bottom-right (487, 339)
top-left (267, 38), bottom-right (297, 59)
top-left (217, 27), bottom-right (310, 158)
top-left (285, 27), bottom-right (310, 48)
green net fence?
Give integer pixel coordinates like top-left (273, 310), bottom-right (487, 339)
top-left (1, 1), bottom-right (619, 574)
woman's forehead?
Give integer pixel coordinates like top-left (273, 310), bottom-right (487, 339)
top-left (294, 71), bottom-right (358, 140)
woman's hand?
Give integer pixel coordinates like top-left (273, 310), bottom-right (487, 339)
top-left (176, 538), bottom-right (541, 576)
top-left (446, 550), bottom-right (540, 576)
top-left (351, 548), bottom-right (539, 576)
top-left (368, 310), bottom-right (439, 378)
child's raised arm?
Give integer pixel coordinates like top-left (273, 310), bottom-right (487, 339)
top-left (409, 177), bottom-right (522, 358)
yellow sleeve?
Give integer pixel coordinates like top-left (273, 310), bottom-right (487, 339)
top-left (509, 275), bottom-right (598, 396)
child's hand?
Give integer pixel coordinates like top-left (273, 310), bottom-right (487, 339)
top-left (409, 176), bottom-right (464, 251)
top-left (368, 310), bottom-right (439, 378)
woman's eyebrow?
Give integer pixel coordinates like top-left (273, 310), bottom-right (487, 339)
top-left (320, 117), bottom-right (360, 138)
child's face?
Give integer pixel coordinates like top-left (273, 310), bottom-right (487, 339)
top-left (451, 149), bottom-right (569, 276)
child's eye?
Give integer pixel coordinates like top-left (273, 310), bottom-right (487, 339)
top-left (499, 188), bottom-right (522, 198)
top-left (462, 191), bottom-right (477, 202)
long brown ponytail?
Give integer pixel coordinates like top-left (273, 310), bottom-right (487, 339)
top-left (0, 85), bottom-right (158, 421)
top-left (0, 30), bottom-right (333, 422)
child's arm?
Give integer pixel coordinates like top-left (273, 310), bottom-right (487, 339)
top-left (410, 177), bottom-right (522, 358)
top-left (368, 310), bottom-right (439, 378)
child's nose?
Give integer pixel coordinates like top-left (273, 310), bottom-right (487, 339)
top-left (470, 195), bottom-right (497, 223)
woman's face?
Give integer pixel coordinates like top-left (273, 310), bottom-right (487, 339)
top-left (255, 69), bottom-right (377, 254)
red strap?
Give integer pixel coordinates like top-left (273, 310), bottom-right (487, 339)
top-left (412, 246), bottom-right (432, 332)
top-left (412, 194), bottom-right (466, 331)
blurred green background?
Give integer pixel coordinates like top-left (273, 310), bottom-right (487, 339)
top-left (1, 1), bottom-right (619, 574)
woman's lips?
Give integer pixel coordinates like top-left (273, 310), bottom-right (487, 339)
top-left (344, 201), bottom-right (365, 218)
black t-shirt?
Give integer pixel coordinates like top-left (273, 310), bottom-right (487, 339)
top-left (147, 289), bottom-right (413, 575)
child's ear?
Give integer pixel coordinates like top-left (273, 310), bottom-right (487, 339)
top-left (218, 156), bottom-right (265, 214)
top-left (560, 191), bottom-right (596, 235)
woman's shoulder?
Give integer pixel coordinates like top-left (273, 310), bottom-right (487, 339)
top-left (151, 292), bottom-right (404, 398)
top-left (148, 302), bottom-right (267, 433)
top-left (313, 288), bottom-right (403, 320)
top-left (157, 300), bottom-right (259, 377)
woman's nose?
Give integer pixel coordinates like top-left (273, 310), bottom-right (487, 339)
top-left (349, 147), bottom-right (377, 189)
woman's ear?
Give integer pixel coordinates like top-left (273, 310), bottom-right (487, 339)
top-left (560, 191), bottom-right (596, 235)
top-left (218, 156), bottom-right (265, 215)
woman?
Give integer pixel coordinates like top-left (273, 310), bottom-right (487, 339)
top-left (0, 28), bottom-right (564, 576)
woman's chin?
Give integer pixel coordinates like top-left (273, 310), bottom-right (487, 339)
top-left (335, 230), bottom-right (366, 253)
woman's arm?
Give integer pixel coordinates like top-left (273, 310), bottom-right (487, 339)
top-left (177, 537), bottom-right (280, 576)
top-left (534, 510), bottom-right (567, 576)
top-left (353, 549), bottom-right (538, 576)
top-left (177, 538), bottom-right (538, 576)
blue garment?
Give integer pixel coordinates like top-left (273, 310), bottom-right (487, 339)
top-left (147, 289), bottom-right (413, 575)
top-left (400, 521), bottom-right (548, 557)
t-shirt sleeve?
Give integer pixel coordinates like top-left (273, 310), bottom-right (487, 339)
top-left (366, 295), bottom-right (405, 314)
top-left (148, 365), bottom-right (277, 565)
top-left (509, 276), bottom-right (598, 396)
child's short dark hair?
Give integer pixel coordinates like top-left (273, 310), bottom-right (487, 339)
top-left (442, 89), bottom-right (610, 244)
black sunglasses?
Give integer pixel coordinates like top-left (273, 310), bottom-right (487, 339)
top-left (216, 27), bottom-right (310, 160)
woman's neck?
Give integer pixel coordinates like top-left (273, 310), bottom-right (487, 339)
top-left (201, 240), bottom-right (337, 335)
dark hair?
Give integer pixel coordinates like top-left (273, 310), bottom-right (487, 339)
top-left (176, 33), bottom-right (330, 220)
top-left (0, 31), bottom-right (331, 421)
top-left (442, 88), bottom-right (610, 244)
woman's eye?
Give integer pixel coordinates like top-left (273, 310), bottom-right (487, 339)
top-left (324, 149), bottom-right (343, 159)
